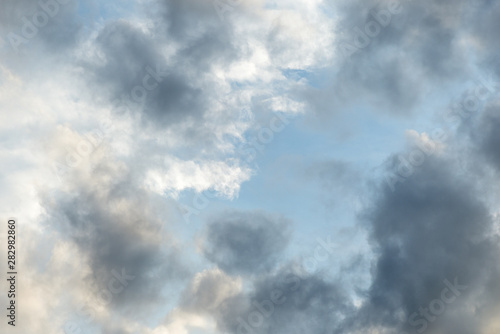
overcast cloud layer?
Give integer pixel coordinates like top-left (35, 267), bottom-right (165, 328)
top-left (1, 0), bottom-right (500, 333)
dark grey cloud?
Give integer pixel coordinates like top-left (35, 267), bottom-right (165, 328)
top-left (42, 160), bottom-right (189, 317)
top-left (77, 0), bottom-right (245, 153)
top-left (211, 266), bottom-right (354, 334)
top-left (471, 103), bottom-right (500, 170)
top-left (299, 49), bottom-right (424, 120)
top-left (157, 0), bottom-right (240, 66)
top-left (1, 0), bottom-right (91, 53)
top-left (299, 0), bottom-right (500, 121)
top-left (343, 150), bottom-right (500, 333)
top-left (159, 0), bottom-right (227, 40)
top-left (83, 19), bottom-right (206, 127)
top-left (202, 211), bottom-right (292, 275)
top-left (470, 1), bottom-right (500, 75)
top-left (247, 270), bottom-right (353, 334)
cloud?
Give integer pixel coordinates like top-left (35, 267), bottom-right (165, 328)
top-left (345, 144), bottom-right (500, 333)
top-left (145, 156), bottom-right (252, 199)
top-left (470, 101), bottom-right (500, 170)
top-left (82, 19), bottom-right (208, 128)
top-left (298, 0), bottom-right (500, 121)
top-left (202, 211), bottom-right (292, 275)
top-left (1, 0), bottom-right (89, 54)
top-left (3, 0), bottom-right (500, 333)
top-left (209, 265), bottom-right (354, 334)
top-left (180, 268), bottom-right (243, 312)
top-left (39, 134), bottom-right (190, 330)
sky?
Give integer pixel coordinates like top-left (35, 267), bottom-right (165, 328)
top-left (1, 0), bottom-right (500, 333)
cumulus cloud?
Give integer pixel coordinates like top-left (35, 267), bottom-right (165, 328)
top-left (296, 0), bottom-right (500, 123)
top-left (334, 115), bottom-right (500, 334)
top-left (202, 211), bottom-right (292, 275)
top-left (145, 157), bottom-right (252, 198)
